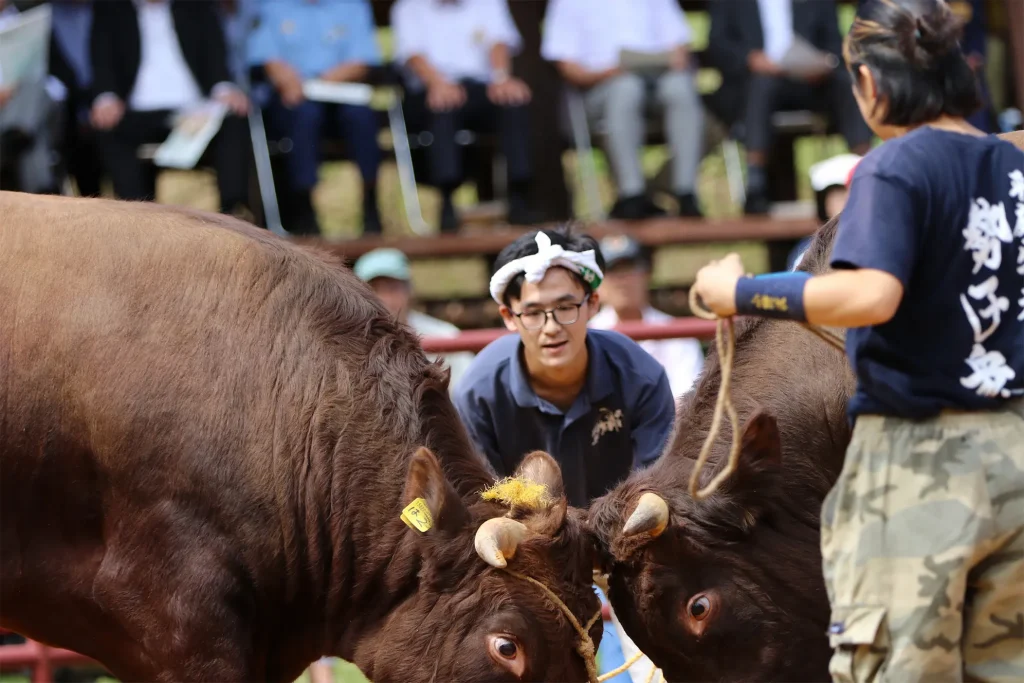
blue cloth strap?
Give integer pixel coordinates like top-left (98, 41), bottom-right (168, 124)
top-left (734, 271), bottom-right (812, 321)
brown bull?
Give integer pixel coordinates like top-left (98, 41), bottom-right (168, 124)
top-left (0, 192), bottom-right (601, 683)
top-left (590, 129), bottom-right (1024, 682)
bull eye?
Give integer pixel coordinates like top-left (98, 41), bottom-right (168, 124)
top-left (487, 633), bottom-right (526, 678)
top-left (497, 638), bottom-right (517, 658)
top-left (689, 595), bottom-right (711, 620)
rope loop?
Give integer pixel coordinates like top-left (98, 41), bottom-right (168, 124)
top-left (686, 285), bottom-right (845, 500)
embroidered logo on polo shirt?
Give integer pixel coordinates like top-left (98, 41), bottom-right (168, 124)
top-left (592, 408), bottom-right (624, 446)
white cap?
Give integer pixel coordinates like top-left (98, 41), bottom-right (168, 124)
top-left (809, 153), bottom-right (862, 193)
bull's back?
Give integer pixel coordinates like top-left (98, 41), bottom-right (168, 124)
top-left (0, 194), bottom-right (324, 640)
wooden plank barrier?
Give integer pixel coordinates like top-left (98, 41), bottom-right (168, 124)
top-left (299, 216), bottom-right (820, 262)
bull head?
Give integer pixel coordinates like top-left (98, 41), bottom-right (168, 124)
top-left (475, 450), bottom-right (569, 567)
top-left (388, 448), bottom-right (600, 682)
top-left (619, 409), bottom-right (783, 542)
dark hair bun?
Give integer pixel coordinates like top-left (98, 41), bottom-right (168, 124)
top-left (897, 2), bottom-right (965, 68)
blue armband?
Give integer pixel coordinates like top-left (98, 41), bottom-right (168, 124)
top-left (734, 271), bottom-right (811, 321)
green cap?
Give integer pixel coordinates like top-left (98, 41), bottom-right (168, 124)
top-left (353, 248), bottom-right (410, 282)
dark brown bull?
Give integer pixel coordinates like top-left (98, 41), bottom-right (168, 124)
top-left (590, 218), bottom-right (852, 682)
top-left (0, 192), bottom-right (601, 683)
top-left (590, 129), bottom-right (1024, 682)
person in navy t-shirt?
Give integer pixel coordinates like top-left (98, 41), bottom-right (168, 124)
top-left (691, 0), bottom-right (1024, 679)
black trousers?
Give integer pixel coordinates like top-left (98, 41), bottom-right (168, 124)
top-left (96, 109), bottom-right (249, 212)
top-left (403, 79), bottom-right (531, 190)
top-left (61, 99), bottom-right (105, 197)
top-left (744, 69), bottom-right (874, 154)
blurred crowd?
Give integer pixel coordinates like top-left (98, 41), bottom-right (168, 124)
top-left (1, 0), bottom-right (1006, 236)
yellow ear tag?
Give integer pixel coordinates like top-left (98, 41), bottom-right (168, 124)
top-left (401, 498), bottom-right (433, 533)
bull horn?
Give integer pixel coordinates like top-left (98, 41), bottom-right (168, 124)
top-left (475, 517), bottom-right (530, 568)
top-left (622, 492), bottom-right (669, 538)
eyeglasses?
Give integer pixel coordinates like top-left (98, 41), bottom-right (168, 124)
top-left (512, 297), bottom-right (588, 330)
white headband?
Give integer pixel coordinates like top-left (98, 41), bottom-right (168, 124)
top-left (489, 232), bottom-right (604, 304)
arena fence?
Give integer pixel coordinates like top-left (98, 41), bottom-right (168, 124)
top-left (0, 319), bottom-right (710, 682)
top-left (419, 317), bottom-right (718, 353)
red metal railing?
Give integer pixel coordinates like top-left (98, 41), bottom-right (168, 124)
top-left (420, 317), bottom-right (716, 353)
top-left (0, 635), bottom-right (101, 683)
top-left (0, 319), bottom-right (704, 681)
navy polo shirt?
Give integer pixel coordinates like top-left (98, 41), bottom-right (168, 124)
top-left (453, 329), bottom-right (677, 507)
top-left (833, 127), bottom-right (1024, 420)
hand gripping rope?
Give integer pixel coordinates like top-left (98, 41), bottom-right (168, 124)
top-left (687, 289), bottom-right (846, 501)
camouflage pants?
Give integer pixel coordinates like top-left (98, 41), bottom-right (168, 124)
top-left (820, 402), bottom-right (1024, 683)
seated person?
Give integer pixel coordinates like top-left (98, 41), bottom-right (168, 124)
top-left (0, 0), bottom-right (59, 195)
top-left (49, 0), bottom-right (104, 197)
top-left (951, 0), bottom-right (997, 132)
top-left (706, 0), bottom-right (873, 214)
top-left (354, 248), bottom-right (474, 393)
top-left (89, 0), bottom-right (251, 216)
top-left (788, 152), bottom-right (860, 270)
top-left (248, 0), bottom-right (383, 234)
top-left (590, 234), bottom-right (705, 399)
top-left (541, 0), bottom-right (705, 219)
top-left (390, 0), bottom-right (536, 232)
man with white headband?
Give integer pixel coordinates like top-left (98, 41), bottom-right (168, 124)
top-left (453, 226), bottom-right (675, 509)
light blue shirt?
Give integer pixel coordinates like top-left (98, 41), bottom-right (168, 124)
top-left (247, 0), bottom-right (381, 80)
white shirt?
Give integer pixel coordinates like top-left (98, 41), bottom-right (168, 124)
top-left (408, 310), bottom-right (475, 396)
top-left (128, 0), bottom-right (204, 111)
top-left (757, 0), bottom-right (794, 63)
top-left (541, 0), bottom-right (693, 73)
top-left (391, 0), bottom-right (522, 90)
top-left (589, 306), bottom-right (705, 400)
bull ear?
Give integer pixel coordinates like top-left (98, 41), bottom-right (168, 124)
top-left (514, 451), bottom-right (567, 536)
top-left (710, 410), bottom-right (782, 529)
top-left (513, 450), bottom-right (564, 500)
top-left (402, 447), bottom-right (469, 537)
top-left (737, 409), bottom-right (781, 471)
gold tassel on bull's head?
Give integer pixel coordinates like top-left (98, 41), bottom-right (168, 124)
top-left (480, 477), bottom-right (551, 513)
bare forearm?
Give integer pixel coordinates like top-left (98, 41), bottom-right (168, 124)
top-left (319, 62), bottom-right (369, 83)
top-left (489, 43), bottom-right (511, 74)
top-left (265, 60), bottom-right (297, 88)
top-left (804, 270), bottom-right (903, 328)
top-left (555, 60), bottom-right (616, 89)
top-left (406, 54), bottom-right (448, 88)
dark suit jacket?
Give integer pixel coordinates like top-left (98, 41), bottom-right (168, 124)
top-left (705, 0), bottom-right (844, 123)
top-left (90, 0), bottom-right (233, 103)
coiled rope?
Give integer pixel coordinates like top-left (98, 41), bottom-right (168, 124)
top-left (687, 287), bottom-right (845, 500)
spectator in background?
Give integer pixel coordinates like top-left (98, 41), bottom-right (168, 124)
top-left (218, 0), bottom-right (257, 84)
top-left (248, 0), bottom-right (383, 235)
top-left (707, 0), bottom-right (873, 215)
top-left (0, 0), bottom-right (59, 194)
top-left (49, 0), bottom-right (104, 197)
top-left (788, 152), bottom-right (860, 270)
top-left (391, 0), bottom-right (536, 232)
top-left (89, 0), bottom-right (251, 216)
top-left (354, 248), bottom-right (474, 393)
top-left (951, 0), bottom-right (996, 132)
top-left (590, 235), bottom-right (705, 399)
top-left (453, 226), bottom-right (674, 683)
top-left (453, 226), bottom-right (674, 508)
top-left (541, 0), bottom-right (705, 219)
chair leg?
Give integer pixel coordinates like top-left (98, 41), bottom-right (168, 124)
top-left (566, 90), bottom-right (605, 221)
top-left (722, 138), bottom-right (746, 207)
top-left (387, 99), bottom-right (429, 236)
top-left (246, 104), bottom-right (287, 236)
